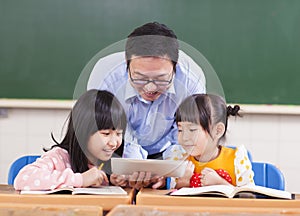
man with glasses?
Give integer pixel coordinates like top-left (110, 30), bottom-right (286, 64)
top-left (87, 22), bottom-right (206, 188)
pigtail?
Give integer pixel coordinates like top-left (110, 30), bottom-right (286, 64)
top-left (227, 105), bottom-right (241, 117)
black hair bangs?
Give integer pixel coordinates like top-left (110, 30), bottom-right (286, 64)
top-left (94, 92), bottom-right (127, 132)
top-left (176, 94), bottom-right (212, 134)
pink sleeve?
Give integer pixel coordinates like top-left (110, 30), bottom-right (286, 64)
top-left (14, 147), bottom-right (83, 190)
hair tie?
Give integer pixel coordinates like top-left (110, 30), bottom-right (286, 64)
top-left (227, 105), bottom-right (240, 116)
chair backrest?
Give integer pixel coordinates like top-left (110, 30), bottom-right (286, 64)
top-left (8, 155), bottom-right (40, 185)
top-left (252, 162), bottom-right (285, 191)
top-left (226, 146), bottom-right (285, 190)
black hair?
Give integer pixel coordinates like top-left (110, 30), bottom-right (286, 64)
top-left (125, 22), bottom-right (179, 71)
top-left (48, 90), bottom-right (126, 173)
top-left (176, 94), bottom-right (240, 139)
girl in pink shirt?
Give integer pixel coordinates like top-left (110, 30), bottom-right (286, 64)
top-left (14, 90), bottom-right (127, 191)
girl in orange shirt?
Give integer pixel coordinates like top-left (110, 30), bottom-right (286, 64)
top-left (165, 94), bottom-right (254, 189)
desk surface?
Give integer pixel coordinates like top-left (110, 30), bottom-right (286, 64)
top-left (136, 188), bottom-right (300, 209)
top-left (0, 184), bottom-right (133, 211)
top-left (107, 204), bottom-right (300, 216)
top-left (0, 202), bottom-right (102, 216)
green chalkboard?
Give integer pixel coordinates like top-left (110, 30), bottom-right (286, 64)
top-left (1, 0), bottom-right (299, 104)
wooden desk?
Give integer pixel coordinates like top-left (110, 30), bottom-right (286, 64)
top-left (0, 184), bottom-right (133, 212)
top-left (0, 202), bottom-right (102, 216)
top-left (107, 204), bottom-right (300, 216)
top-left (136, 188), bottom-right (300, 209)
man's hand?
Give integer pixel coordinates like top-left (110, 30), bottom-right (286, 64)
top-left (128, 171), bottom-right (165, 189)
top-left (110, 174), bottom-right (128, 187)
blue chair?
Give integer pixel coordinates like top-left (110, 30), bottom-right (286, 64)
top-left (8, 155), bottom-right (40, 185)
top-left (227, 146), bottom-right (285, 190)
top-left (252, 162), bottom-right (285, 191)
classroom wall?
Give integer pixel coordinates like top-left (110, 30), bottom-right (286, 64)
top-left (0, 106), bottom-right (299, 193)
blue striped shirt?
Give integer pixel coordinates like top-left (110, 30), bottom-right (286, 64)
top-left (87, 51), bottom-right (206, 159)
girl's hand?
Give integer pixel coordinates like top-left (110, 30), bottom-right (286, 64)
top-left (185, 161), bottom-right (195, 177)
top-left (81, 167), bottom-right (109, 187)
top-left (176, 161), bottom-right (195, 188)
top-left (110, 174), bottom-right (128, 187)
top-left (200, 167), bottom-right (232, 186)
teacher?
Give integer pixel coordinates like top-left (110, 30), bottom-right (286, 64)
top-left (87, 22), bottom-right (206, 188)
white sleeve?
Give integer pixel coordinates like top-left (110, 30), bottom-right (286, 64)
top-left (234, 145), bottom-right (255, 186)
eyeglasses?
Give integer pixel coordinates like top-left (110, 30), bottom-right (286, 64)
top-left (129, 68), bottom-right (174, 86)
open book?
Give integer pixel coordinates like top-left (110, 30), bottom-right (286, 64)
top-left (170, 185), bottom-right (293, 199)
top-left (111, 158), bottom-right (188, 177)
top-left (20, 186), bottom-right (127, 195)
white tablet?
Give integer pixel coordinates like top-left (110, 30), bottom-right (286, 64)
top-left (111, 158), bottom-right (187, 177)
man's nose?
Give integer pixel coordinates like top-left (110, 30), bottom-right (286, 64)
top-left (144, 81), bottom-right (158, 91)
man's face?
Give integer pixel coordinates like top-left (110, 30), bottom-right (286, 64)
top-left (129, 56), bottom-right (174, 101)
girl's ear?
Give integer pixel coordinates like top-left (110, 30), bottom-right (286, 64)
top-left (214, 122), bottom-right (225, 139)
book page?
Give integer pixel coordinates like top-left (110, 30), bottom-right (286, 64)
top-left (72, 186), bottom-right (127, 195)
top-left (171, 185), bottom-right (292, 199)
top-left (171, 185), bottom-right (235, 197)
top-left (20, 187), bottom-right (74, 195)
top-left (111, 158), bottom-right (188, 177)
top-left (234, 185), bottom-right (292, 199)
top-left (20, 186), bottom-right (127, 195)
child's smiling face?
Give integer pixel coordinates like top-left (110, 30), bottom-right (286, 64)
top-left (177, 122), bottom-right (210, 157)
top-left (86, 129), bottom-right (123, 164)
top-left (177, 121), bottom-right (220, 162)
